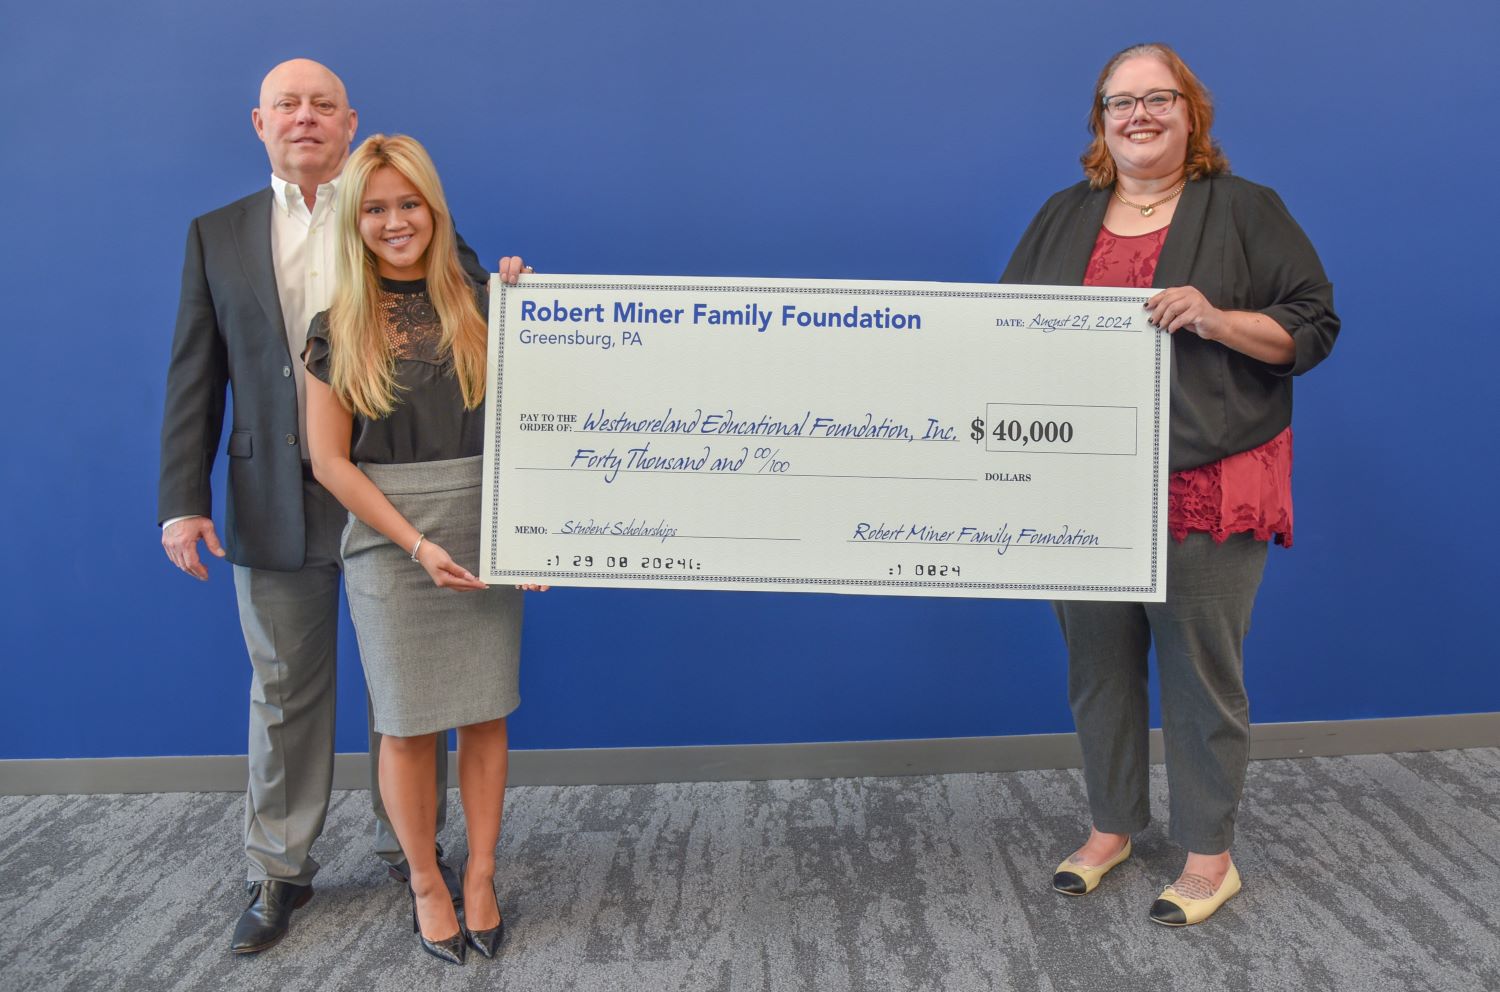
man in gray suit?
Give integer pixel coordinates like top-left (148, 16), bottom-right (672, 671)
top-left (158, 58), bottom-right (480, 954)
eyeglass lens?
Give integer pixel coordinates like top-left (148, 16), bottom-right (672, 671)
top-left (1104, 90), bottom-right (1177, 119)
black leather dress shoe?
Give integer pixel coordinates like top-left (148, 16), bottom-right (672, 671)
top-left (386, 843), bottom-right (463, 906)
top-left (229, 880), bottom-right (313, 954)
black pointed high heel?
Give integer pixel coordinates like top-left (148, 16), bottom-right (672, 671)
top-left (460, 861), bottom-right (505, 959)
top-left (410, 885), bottom-right (466, 965)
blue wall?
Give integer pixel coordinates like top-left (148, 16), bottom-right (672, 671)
top-left (3, 1), bottom-right (1496, 761)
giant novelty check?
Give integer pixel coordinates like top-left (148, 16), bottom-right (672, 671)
top-left (480, 275), bottom-right (1169, 601)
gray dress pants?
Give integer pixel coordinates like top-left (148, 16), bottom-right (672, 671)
top-left (1053, 532), bottom-right (1268, 854)
top-left (233, 477), bottom-right (448, 885)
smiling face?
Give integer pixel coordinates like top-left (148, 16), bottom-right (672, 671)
top-left (358, 166), bottom-right (433, 280)
top-left (251, 59), bottom-right (358, 187)
top-left (1101, 55), bottom-right (1191, 184)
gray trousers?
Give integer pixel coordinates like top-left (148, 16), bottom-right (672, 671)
top-left (1053, 532), bottom-right (1268, 854)
top-left (233, 477), bottom-right (448, 885)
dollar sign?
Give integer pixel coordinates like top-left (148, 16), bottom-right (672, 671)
top-left (970, 417), bottom-right (985, 442)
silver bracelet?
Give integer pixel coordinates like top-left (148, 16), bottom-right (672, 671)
top-left (410, 534), bottom-right (426, 562)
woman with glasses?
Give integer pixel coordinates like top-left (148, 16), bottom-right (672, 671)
top-left (1002, 43), bottom-right (1339, 925)
top-left (304, 134), bottom-right (545, 964)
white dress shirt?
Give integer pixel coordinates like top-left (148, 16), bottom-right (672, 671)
top-left (270, 173), bottom-right (340, 454)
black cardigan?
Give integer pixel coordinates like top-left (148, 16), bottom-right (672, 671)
top-left (1001, 174), bottom-right (1339, 472)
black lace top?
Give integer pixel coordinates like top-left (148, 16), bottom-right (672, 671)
top-left (305, 278), bottom-right (486, 465)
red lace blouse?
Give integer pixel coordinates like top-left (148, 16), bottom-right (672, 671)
top-left (1083, 225), bottom-right (1294, 547)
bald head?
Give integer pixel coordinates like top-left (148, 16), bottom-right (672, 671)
top-left (252, 58), bottom-right (359, 196)
top-left (258, 59), bottom-right (348, 108)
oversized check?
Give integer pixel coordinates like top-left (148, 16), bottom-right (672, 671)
top-left (480, 275), bottom-right (1169, 601)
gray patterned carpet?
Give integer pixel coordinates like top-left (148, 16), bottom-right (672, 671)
top-left (2, 749), bottom-right (1497, 991)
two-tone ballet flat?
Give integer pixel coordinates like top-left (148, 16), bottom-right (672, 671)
top-left (1052, 839), bottom-right (1132, 895)
top-left (1148, 861), bottom-right (1241, 926)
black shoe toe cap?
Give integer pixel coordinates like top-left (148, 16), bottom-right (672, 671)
top-left (1149, 899), bottom-right (1187, 925)
top-left (1052, 871), bottom-right (1088, 895)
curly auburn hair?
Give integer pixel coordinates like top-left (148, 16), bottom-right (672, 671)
top-left (1080, 43), bottom-right (1230, 189)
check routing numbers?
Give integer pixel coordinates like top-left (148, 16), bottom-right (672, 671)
top-left (481, 275), bottom-right (1168, 601)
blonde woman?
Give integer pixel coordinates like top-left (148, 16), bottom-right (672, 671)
top-left (304, 134), bottom-right (542, 965)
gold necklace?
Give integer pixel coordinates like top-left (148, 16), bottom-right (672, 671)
top-left (1114, 178), bottom-right (1187, 217)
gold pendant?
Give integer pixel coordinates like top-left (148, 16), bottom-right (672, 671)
top-left (1141, 205), bottom-right (1155, 217)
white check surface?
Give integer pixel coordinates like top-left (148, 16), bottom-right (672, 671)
top-left (481, 275), bottom-right (1168, 601)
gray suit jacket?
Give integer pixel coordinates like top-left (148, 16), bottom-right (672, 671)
top-left (157, 187), bottom-right (487, 570)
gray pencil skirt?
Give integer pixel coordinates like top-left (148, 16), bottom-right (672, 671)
top-left (341, 455), bottom-right (522, 738)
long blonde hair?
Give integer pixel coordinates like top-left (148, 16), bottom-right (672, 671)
top-left (1080, 43), bottom-right (1230, 190)
top-left (326, 134), bottom-right (486, 418)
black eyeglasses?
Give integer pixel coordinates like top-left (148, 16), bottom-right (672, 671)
top-left (1101, 89), bottom-right (1182, 120)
